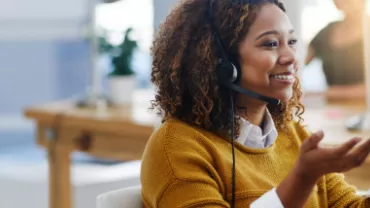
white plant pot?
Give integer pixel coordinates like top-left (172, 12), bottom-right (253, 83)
top-left (108, 75), bottom-right (136, 105)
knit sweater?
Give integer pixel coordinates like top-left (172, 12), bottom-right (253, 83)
top-left (140, 118), bottom-right (370, 208)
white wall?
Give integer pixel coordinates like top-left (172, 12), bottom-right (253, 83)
top-left (283, 0), bottom-right (305, 61)
top-left (0, 0), bottom-right (86, 20)
top-left (0, 0), bottom-right (90, 114)
top-left (153, 0), bottom-right (178, 31)
top-left (0, 0), bottom-right (89, 40)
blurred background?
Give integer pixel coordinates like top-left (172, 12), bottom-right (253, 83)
top-left (0, 0), bottom-right (369, 207)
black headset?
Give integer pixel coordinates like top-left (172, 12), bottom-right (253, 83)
top-left (206, 0), bottom-right (280, 207)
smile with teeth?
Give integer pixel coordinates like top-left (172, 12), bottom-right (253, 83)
top-left (269, 74), bottom-right (294, 81)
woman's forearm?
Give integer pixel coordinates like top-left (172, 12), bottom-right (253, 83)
top-left (276, 164), bottom-right (319, 208)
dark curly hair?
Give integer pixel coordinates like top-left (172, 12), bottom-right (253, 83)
top-left (151, 0), bottom-right (304, 138)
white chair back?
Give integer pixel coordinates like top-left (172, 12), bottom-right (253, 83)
top-left (96, 186), bottom-right (143, 208)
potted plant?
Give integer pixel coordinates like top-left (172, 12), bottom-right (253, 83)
top-left (106, 28), bottom-right (138, 105)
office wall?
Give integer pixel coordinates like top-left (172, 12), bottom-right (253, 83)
top-left (0, 0), bottom-right (90, 114)
top-left (153, 0), bottom-right (178, 31)
top-left (284, 0), bottom-right (304, 61)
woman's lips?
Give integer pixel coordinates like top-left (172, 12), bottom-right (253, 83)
top-left (269, 72), bottom-right (295, 84)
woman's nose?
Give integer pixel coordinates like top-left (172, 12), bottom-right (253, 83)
top-left (278, 47), bottom-right (296, 66)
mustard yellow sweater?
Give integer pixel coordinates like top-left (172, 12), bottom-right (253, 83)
top-left (140, 118), bottom-right (369, 207)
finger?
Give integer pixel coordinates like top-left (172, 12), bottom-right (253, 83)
top-left (353, 138), bottom-right (370, 155)
top-left (345, 151), bottom-right (369, 170)
top-left (332, 137), bottom-right (362, 156)
top-left (346, 138), bottom-right (370, 165)
top-left (331, 139), bottom-right (370, 172)
top-left (356, 151), bottom-right (370, 166)
top-left (363, 138), bottom-right (370, 156)
top-left (301, 130), bottom-right (324, 152)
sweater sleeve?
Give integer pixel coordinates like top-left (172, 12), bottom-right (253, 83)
top-left (325, 173), bottom-right (370, 208)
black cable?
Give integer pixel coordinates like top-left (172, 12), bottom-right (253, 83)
top-left (207, 1), bottom-right (237, 206)
top-left (230, 92), bottom-right (236, 208)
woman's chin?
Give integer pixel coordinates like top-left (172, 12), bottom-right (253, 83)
top-left (272, 92), bottom-right (294, 103)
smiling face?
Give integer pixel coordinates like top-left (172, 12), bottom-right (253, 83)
top-left (238, 3), bottom-right (297, 103)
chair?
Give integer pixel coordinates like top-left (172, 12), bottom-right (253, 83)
top-left (96, 186), bottom-right (143, 208)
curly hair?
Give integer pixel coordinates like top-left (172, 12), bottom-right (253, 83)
top-left (151, 0), bottom-right (305, 138)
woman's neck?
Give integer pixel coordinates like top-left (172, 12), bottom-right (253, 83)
top-left (235, 94), bottom-right (267, 127)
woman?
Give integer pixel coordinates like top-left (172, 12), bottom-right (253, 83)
top-left (141, 0), bottom-right (370, 207)
top-left (305, 0), bottom-right (366, 101)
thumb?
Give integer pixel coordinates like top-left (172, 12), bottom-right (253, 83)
top-left (301, 130), bottom-right (324, 152)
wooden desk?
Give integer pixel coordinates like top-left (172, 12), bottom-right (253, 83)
top-left (24, 100), bottom-right (156, 208)
top-left (304, 102), bottom-right (369, 146)
top-left (24, 97), bottom-right (370, 208)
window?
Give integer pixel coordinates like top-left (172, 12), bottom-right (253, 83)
top-left (301, 0), bottom-right (343, 45)
top-left (96, 0), bottom-right (154, 88)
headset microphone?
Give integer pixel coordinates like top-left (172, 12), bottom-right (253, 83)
top-left (216, 66), bottom-right (281, 105)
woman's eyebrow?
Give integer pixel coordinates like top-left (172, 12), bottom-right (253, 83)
top-left (255, 29), bottom-right (295, 40)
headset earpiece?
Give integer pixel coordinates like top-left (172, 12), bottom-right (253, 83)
top-left (215, 58), bottom-right (238, 85)
top-left (231, 63), bottom-right (238, 82)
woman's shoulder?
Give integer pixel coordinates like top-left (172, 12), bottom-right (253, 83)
top-left (152, 118), bottom-right (211, 142)
top-left (310, 21), bottom-right (339, 46)
top-left (283, 120), bottom-right (313, 142)
top-left (141, 118), bottom-right (211, 203)
top-left (144, 118), bottom-right (221, 156)
top-left (319, 21), bottom-right (341, 33)
top-left (141, 118), bottom-right (224, 181)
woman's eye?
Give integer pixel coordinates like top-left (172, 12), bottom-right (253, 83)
top-left (289, 39), bottom-right (298, 45)
top-left (263, 41), bottom-right (278, 48)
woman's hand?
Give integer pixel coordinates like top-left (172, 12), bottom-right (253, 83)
top-left (276, 131), bottom-right (370, 208)
top-left (296, 130), bottom-right (370, 180)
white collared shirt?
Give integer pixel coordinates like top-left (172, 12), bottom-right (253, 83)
top-left (237, 108), bottom-right (278, 149)
top-left (236, 109), bottom-right (284, 208)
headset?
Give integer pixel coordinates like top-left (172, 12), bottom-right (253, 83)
top-left (206, 0), bottom-right (280, 207)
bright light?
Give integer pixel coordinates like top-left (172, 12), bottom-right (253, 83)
top-left (96, 0), bottom-right (153, 51)
top-left (301, 0), bottom-right (342, 44)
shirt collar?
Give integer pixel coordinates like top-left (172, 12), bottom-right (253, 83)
top-left (236, 108), bottom-right (278, 148)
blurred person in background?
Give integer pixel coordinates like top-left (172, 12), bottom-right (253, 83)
top-left (305, 0), bottom-right (367, 102)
